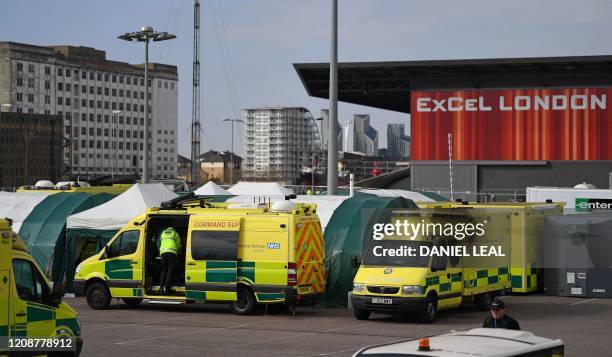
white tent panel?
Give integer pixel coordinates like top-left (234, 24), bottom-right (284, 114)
top-left (359, 189), bottom-right (436, 202)
top-left (227, 194), bottom-right (349, 231)
top-left (194, 181), bottom-right (231, 196)
top-left (0, 192), bottom-right (51, 233)
top-left (228, 182), bottom-right (294, 196)
top-left (66, 183), bottom-right (178, 231)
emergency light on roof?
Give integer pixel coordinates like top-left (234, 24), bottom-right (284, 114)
top-left (272, 201), bottom-right (297, 212)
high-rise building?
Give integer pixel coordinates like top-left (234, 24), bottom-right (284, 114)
top-left (0, 42), bottom-right (178, 179)
top-left (242, 107), bottom-right (320, 184)
top-left (352, 114), bottom-right (378, 156)
top-left (387, 123), bottom-right (410, 159)
top-left (0, 112), bottom-right (63, 187)
top-left (319, 109), bottom-right (342, 152)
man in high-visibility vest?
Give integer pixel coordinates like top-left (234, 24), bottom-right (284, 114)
top-left (159, 227), bottom-right (182, 295)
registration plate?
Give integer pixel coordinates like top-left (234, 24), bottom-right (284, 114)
top-left (371, 298), bottom-right (393, 304)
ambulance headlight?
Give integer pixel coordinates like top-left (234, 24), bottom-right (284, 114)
top-left (75, 265), bottom-right (82, 274)
top-left (353, 283), bottom-right (365, 293)
top-left (402, 285), bottom-right (423, 295)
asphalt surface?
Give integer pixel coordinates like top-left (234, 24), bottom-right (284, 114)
top-left (68, 294), bottom-right (611, 356)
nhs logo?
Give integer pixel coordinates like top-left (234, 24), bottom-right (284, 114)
top-left (267, 242), bottom-right (280, 249)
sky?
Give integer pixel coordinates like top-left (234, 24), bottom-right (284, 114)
top-left (3, 0), bottom-right (612, 157)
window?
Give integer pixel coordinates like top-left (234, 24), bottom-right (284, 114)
top-left (57, 67), bottom-right (63, 76)
top-left (97, 87), bottom-right (102, 95)
top-left (112, 75), bottom-right (117, 83)
top-left (104, 73), bottom-right (109, 82)
top-left (44, 95), bottom-right (50, 104)
top-left (105, 88), bottom-right (109, 96)
top-left (16, 93), bottom-right (22, 102)
top-left (16, 77), bottom-right (23, 87)
top-left (126, 77), bottom-right (131, 85)
top-left (171, 82), bottom-right (174, 90)
top-left (190, 230), bottom-right (238, 261)
top-left (81, 71), bottom-right (87, 79)
top-left (81, 85), bottom-right (86, 94)
top-left (89, 72), bottom-right (94, 80)
top-left (58, 82), bottom-right (63, 91)
top-left (106, 230), bottom-right (140, 258)
top-left (44, 66), bottom-right (50, 75)
top-left (66, 83), bottom-right (71, 91)
top-left (44, 81), bottom-right (50, 90)
top-left (17, 62), bottom-right (23, 71)
top-left (66, 69), bottom-right (71, 77)
top-left (89, 86), bottom-right (94, 95)
top-left (57, 97), bottom-right (63, 105)
top-left (28, 78), bottom-right (35, 88)
top-left (66, 98), bottom-right (71, 106)
top-left (12, 259), bottom-right (48, 304)
top-left (28, 94), bottom-right (34, 103)
top-left (97, 73), bottom-right (102, 81)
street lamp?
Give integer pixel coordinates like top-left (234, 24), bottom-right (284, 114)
top-left (222, 118), bottom-right (244, 185)
top-left (111, 110), bottom-right (122, 179)
top-left (118, 26), bottom-right (176, 184)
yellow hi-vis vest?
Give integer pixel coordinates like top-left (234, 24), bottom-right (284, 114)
top-left (159, 228), bottom-right (181, 255)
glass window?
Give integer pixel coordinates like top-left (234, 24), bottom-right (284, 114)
top-left (106, 230), bottom-right (140, 259)
top-left (12, 259), bottom-right (48, 304)
top-left (191, 231), bottom-right (238, 261)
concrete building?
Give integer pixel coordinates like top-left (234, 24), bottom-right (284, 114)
top-left (387, 123), bottom-right (410, 159)
top-left (198, 150), bottom-right (242, 185)
top-left (242, 107), bottom-right (320, 184)
top-left (0, 42), bottom-right (178, 180)
top-left (0, 112), bottom-right (62, 187)
top-left (352, 114), bottom-right (378, 156)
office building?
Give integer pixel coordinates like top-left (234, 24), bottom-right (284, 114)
top-left (387, 123), bottom-right (410, 159)
top-left (0, 42), bottom-right (178, 179)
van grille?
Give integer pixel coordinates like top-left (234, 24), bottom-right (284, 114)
top-left (367, 286), bottom-right (399, 294)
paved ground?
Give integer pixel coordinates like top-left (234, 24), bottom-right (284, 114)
top-left (69, 294), bottom-right (611, 356)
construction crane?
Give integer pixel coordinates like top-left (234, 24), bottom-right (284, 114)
top-left (191, 0), bottom-right (201, 186)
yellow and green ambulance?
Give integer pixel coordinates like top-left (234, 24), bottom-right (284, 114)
top-left (74, 197), bottom-right (325, 315)
top-left (1, 218), bottom-right (82, 356)
top-left (351, 207), bottom-right (512, 323)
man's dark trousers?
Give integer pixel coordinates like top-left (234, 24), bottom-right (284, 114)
top-left (160, 252), bottom-right (177, 294)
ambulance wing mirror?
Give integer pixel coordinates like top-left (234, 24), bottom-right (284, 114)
top-left (48, 281), bottom-right (65, 306)
top-left (351, 256), bottom-right (361, 269)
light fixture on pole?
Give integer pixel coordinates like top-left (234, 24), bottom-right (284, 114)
top-left (327, 0), bottom-right (339, 195)
top-left (118, 26), bottom-right (176, 184)
top-left (223, 118), bottom-right (244, 185)
top-left (111, 110), bottom-right (122, 179)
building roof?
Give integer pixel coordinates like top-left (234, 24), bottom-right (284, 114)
top-left (0, 41), bottom-right (178, 78)
top-left (294, 55), bottom-right (612, 113)
top-left (198, 150), bottom-right (242, 163)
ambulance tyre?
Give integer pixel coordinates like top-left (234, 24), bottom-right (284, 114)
top-left (122, 298), bottom-right (143, 306)
top-left (476, 291), bottom-right (496, 311)
top-left (86, 281), bottom-right (111, 310)
top-left (231, 286), bottom-right (256, 315)
top-left (353, 308), bottom-right (371, 320)
top-left (420, 294), bottom-right (438, 323)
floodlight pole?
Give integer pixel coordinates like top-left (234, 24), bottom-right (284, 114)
top-left (223, 118), bottom-right (244, 185)
top-left (118, 26), bottom-right (176, 184)
top-left (327, 0), bottom-right (339, 195)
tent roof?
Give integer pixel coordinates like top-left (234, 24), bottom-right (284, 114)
top-left (228, 182), bottom-right (294, 196)
top-left (194, 181), bottom-right (231, 195)
top-left (66, 183), bottom-right (178, 231)
top-left (0, 192), bottom-right (51, 233)
top-left (359, 189), bottom-right (448, 202)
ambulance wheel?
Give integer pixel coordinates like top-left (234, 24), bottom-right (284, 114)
top-left (476, 292), bottom-right (496, 311)
top-left (122, 298), bottom-right (143, 306)
top-left (420, 295), bottom-right (438, 323)
top-left (86, 282), bottom-right (111, 310)
top-left (353, 308), bottom-right (371, 320)
top-left (231, 286), bottom-right (256, 315)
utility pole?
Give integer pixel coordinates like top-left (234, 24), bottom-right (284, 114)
top-left (191, 0), bottom-right (202, 187)
top-left (223, 118), bottom-right (244, 185)
top-left (327, 0), bottom-right (339, 195)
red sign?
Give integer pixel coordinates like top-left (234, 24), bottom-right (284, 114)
top-left (411, 88), bottom-right (612, 160)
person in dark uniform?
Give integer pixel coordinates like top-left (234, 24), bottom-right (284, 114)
top-left (483, 298), bottom-right (521, 330)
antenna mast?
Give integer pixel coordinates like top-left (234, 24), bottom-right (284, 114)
top-left (191, 0), bottom-right (201, 186)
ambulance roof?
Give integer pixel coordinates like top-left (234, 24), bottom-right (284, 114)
top-left (355, 328), bottom-right (563, 357)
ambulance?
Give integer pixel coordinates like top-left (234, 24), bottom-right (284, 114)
top-left (73, 195), bottom-right (325, 315)
top-left (0, 218), bottom-right (82, 356)
top-left (351, 207), bottom-right (512, 323)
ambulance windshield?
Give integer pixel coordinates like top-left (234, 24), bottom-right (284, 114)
top-left (362, 240), bottom-right (432, 267)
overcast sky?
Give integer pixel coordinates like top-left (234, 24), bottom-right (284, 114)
top-left (3, 0), bottom-right (612, 156)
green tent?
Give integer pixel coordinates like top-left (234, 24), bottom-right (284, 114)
top-left (323, 194), bottom-right (417, 307)
top-left (18, 192), bottom-right (114, 286)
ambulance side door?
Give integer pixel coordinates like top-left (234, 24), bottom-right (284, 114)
top-left (10, 258), bottom-right (56, 338)
top-left (185, 217), bottom-right (240, 302)
top-left (102, 230), bottom-right (144, 297)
